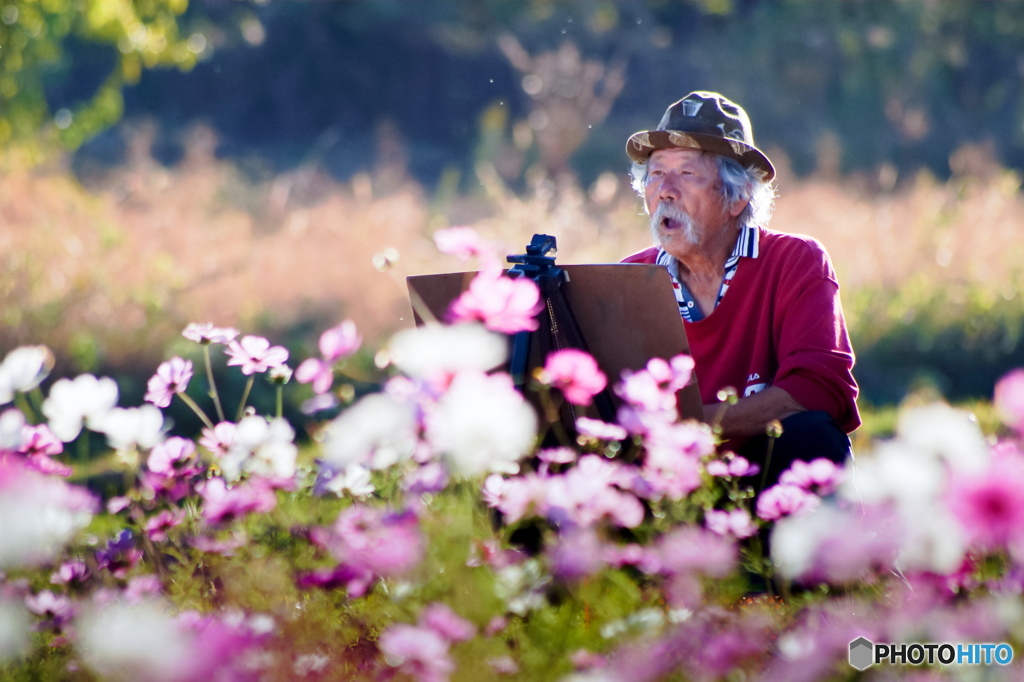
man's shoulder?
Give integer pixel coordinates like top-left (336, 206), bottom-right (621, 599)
top-left (759, 228), bottom-right (832, 261)
top-left (620, 246), bottom-right (659, 264)
top-left (758, 228), bottom-right (837, 278)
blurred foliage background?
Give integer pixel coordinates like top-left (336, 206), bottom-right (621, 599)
top-left (3, 0), bottom-right (1024, 422)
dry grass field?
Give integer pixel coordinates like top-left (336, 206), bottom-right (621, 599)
top-left (2, 127), bottom-right (1022, 409)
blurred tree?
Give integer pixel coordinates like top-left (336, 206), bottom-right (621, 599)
top-left (0, 0), bottom-right (195, 162)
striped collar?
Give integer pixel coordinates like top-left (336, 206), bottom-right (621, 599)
top-left (654, 225), bottom-right (760, 322)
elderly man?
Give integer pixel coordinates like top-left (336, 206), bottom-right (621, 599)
top-left (622, 91), bottom-right (860, 488)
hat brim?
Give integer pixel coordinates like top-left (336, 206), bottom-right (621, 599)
top-left (626, 129), bottom-right (775, 181)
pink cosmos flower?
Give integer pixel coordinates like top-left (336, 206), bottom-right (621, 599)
top-left (447, 269), bottom-right (543, 334)
top-left (420, 603), bottom-right (476, 643)
top-left (182, 323), bottom-right (239, 345)
top-left (294, 358), bottom-right (335, 395)
top-left (144, 508), bottom-right (186, 542)
top-left (51, 560), bottom-right (89, 587)
top-left (551, 527), bottom-right (606, 580)
top-left (25, 589), bottom-right (74, 629)
top-left (948, 448), bottom-right (1024, 550)
top-left (575, 416), bottom-right (628, 442)
top-left (434, 225), bottom-right (491, 263)
top-left (18, 424), bottom-right (62, 458)
top-left (378, 623), bottom-right (454, 682)
top-left (199, 421), bottom-right (236, 458)
top-left (295, 321), bottom-right (362, 394)
top-left (198, 477), bottom-right (277, 526)
top-left (657, 526), bottom-right (737, 578)
top-left (704, 508), bottom-right (759, 539)
top-left (144, 357), bottom-right (194, 408)
top-left (755, 483), bottom-right (821, 522)
top-left (705, 455), bottom-right (760, 478)
top-left (994, 368), bottom-right (1024, 434)
top-left (18, 424), bottom-right (70, 476)
top-left (331, 505), bottom-right (423, 577)
top-left (539, 349), bottom-right (607, 406)
top-left (779, 458), bottom-right (843, 495)
top-left (225, 336), bottom-right (289, 375)
top-left (320, 320), bottom-right (362, 362)
top-left (147, 437), bottom-right (199, 477)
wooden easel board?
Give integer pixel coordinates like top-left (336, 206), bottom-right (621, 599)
top-left (406, 264), bottom-right (704, 422)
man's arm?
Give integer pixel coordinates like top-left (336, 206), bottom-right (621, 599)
top-left (704, 386), bottom-right (806, 440)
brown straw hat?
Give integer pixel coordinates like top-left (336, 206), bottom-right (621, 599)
top-left (626, 91), bottom-right (775, 181)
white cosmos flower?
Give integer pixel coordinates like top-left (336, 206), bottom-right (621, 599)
top-left (388, 323), bottom-right (507, 379)
top-left (896, 402), bottom-right (989, 473)
top-left (41, 374), bottom-right (119, 442)
top-left (895, 506), bottom-right (967, 575)
top-left (77, 599), bottom-right (194, 682)
top-left (426, 371), bottom-right (536, 478)
top-left (0, 409), bottom-right (26, 450)
top-left (0, 460), bottom-right (96, 569)
top-left (0, 345), bottom-right (54, 405)
top-left (321, 463), bottom-right (375, 498)
top-left (321, 392), bottom-right (418, 470)
top-left (222, 416), bottom-right (297, 482)
top-left (92, 405), bottom-right (166, 452)
top-left (842, 440), bottom-right (946, 510)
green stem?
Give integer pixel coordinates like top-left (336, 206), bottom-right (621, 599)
top-left (176, 391), bottom-right (215, 429)
top-left (235, 375), bottom-right (255, 422)
top-left (204, 345), bottom-right (226, 423)
top-left (275, 384), bottom-right (283, 419)
top-left (14, 392), bottom-right (36, 424)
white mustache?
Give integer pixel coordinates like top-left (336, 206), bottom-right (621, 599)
top-left (650, 203), bottom-right (699, 245)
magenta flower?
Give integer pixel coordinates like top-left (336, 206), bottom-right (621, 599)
top-left (704, 508), bottom-right (758, 539)
top-left (755, 483), bottom-right (820, 521)
top-left (948, 449), bottom-right (1024, 550)
top-left (378, 623), bottom-right (454, 682)
top-left (420, 603), bottom-right (476, 643)
top-left (994, 368), bottom-right (1024, 434)
top-left (182, 323), bottom-right (239, 345)
top-left (447, 269), bottom-right (543, 334)
top-left (225, 335), bottom-right (289, 375)
top-left (144, 357), bottom-right (194, 408)
top-left (198, 477), bottom-right (277, 526)
top-left (779, 458), bottom-right (843, 495)
top-left (539, 349), bottom-right (607, 406)
top-left (144, 508), bottom-right (186, 542)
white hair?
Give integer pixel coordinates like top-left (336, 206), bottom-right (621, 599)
top-left (629, 152), bottom-right (776, 229)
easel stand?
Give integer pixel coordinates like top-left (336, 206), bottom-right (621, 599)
top-left (506, 234), bottom-right (618, 433)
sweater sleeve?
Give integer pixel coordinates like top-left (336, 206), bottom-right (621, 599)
top-left (771, 241), bottom-right (861, 434)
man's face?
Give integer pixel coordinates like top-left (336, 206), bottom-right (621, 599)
top-left (643, 148), bottom-right (732, 258)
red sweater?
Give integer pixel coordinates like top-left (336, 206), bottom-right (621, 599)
top-left (622, 228), bottom-right (861, 435)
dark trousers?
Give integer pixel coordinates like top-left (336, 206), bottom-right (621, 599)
top-left (737, 410), bottom-right (853, 493)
